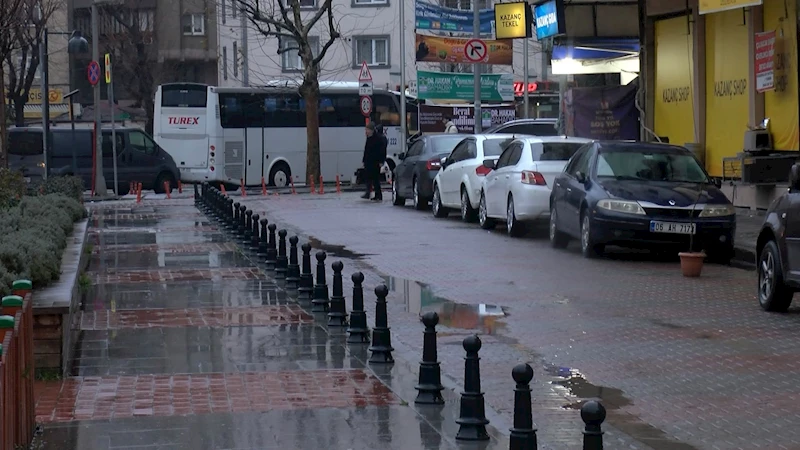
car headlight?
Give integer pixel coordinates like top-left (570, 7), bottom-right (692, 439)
top-left (596, 199), bottom-right (645, 215)
top-left (699, 204), bottom-right (735, 217)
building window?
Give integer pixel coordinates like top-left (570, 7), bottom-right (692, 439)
top-left (278, 0), bottom-right (317, 9)
top-left (280, 36), bottom-right (319, 71)
top-left (221, 0), bottom-right (226, 24)
top-left (441, 0), bottom-right (490, 9)
top-left (232, 0), bottom-right (237, 17)
top-left (352, 0), bottom-right (388, 6)
top-left (233, 41), bottom-right (238, 77)
top-left (354, 36), bottom-right (389, 67)
top-left (222, 46), bottom-right (228, 80)
top-left (182, 14), bottom-right (204, 35)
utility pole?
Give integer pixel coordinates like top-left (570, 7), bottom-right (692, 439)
top-left (472, 0), bottom-right (482, 133)
top-left (241, 11), bottom-right (249, 86)
top-left (399, 0), bottom-right (406, 146)
top-left (91, 1), bottom-right (107, 196)
top-left (39, 27), bottom-right (50, 179)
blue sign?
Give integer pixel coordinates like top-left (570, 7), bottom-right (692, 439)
top-left (415, 0), bottom-right (495, 35)
top-left (533, 0), bottom-right (564, 40)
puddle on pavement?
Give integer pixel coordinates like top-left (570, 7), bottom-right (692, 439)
top-left (546, 365), bottom-right (631, 410)
top-left (385, 276), bottom-right (507, 335)
top-left (90, 231), bottom-right (226, 246)
top-left (88, 251), bottom-right (249, 271)
top-left (307, 236), bottom-right (373, 260)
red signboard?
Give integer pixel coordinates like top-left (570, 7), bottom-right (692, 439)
top-left (754, 30), bottom-right (776, 93)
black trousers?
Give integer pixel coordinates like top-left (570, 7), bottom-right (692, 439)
top-left (363, 164), bottom-right (382, 198)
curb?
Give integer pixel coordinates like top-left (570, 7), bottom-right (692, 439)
top-left (731, 246), bottom-right (756, 270)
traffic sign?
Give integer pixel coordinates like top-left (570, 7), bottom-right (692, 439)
top-left (464, 39), bottom-right (488, 63)
top-left (87, 61), bottom-right (101, 86)
top-left (104, 53), bottom-right (112, 84)
top-left (359, 82), bottom-right (373, 96)
top-left (358, 61), bottom-right (373, 81)
top-left (360, 95), bottom-right (372, 117)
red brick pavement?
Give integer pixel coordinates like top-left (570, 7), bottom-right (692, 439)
top-left (93, 268), bottom-right (264, 284)
top-left (35, 370), bottom-right (397, 422)
top-left (80, 306), bottom-right (314, 330)
top-left (91, 242), bottom-right (239, 254)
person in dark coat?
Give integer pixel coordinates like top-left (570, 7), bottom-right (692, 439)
top-left (361, 122), bottom-right (386, 201)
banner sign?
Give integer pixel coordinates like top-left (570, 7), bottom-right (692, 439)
top-left (494, 2), bottom-right (532, 39)
top-left (699, 0), bottom-right (762, 15)
top-left (419, 104), bottom-right (516, 133)
top-left (533, 0), bottom-right (566, 40)
top-left (417, 71), bottom-right (515, 101)
top-left (754, 30), bottom-right (776, 93)
top-left (565, 84), bottom-right (639, 140)
top-left (414, 34), bottom-right (513, 65)
top-left (415, 0), bottom-right (495, 34)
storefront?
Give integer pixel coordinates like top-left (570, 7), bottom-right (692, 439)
top-left (513, 81), bottom-right (560, 118)
top-left (653, 16), bottom-right (695, 149)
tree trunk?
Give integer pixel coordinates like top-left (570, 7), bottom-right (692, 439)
top-left (0, 65), bottom-right (7, 168)
top-left (301, 80), bottom-right (321, 185)
top-left (13, 97), bottom-right (24, 126)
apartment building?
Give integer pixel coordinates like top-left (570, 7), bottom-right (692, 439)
top-left (217, 0), bottom-right (548, 91)
top-left (68, 0), bottom-right (219, 107)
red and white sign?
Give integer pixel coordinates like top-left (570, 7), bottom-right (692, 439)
top-left (755, 30), bottom-right (776, 93)
top-left (358, 61), bottom-right (373, 82)
top-left (360, 96), bottom-right (373, 117)
top-left (464, 39), bottom-right (488, 63)
top-left (168, 116), bottom-right (200, 125)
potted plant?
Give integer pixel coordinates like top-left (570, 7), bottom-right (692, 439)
top-left (678, 183), bottom-right (706, 277)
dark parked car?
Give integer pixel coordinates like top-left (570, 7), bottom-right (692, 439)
top-left (8, 126), bottom-right (180, 194)
top-left (393, 134), bottom-right (469, 209)
top-left (484, 118), bottom-right (559, 136)
top-left (756, 164), bottom-right (800, 312)
top-left (549, 141), bottom-right (736, 260)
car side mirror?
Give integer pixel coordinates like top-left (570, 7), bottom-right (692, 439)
top-left (440, 156), bottom-right (448, 166)
top-left (790, 163), bottom-right (800, 191)
top-left (397, 152), bottom-right (405, 160)
top-left (575, 171), bottom-right (587, 183)
top-left (482, 159), bottom-right (495, 170)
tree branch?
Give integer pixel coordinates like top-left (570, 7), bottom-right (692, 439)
top-left (312, 0), bottom-right (339, 66)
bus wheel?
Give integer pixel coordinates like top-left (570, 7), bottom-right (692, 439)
top-left (269, 162), bottom-right (291, 187)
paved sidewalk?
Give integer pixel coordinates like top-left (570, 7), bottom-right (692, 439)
top-left (33, 198), bottom-right (512, 450)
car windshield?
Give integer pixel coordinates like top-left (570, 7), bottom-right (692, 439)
top-left (483, 138), bottom-right (512, 156)
top-left (431, 136), bottom-right (467, 153)
top-left (596, 148), bottom-right (709, 183)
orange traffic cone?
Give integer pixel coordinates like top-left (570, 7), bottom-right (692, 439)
top-left (290, 177), bottom-right (297, 195)
top-left (164, 181), bottom-right (171, 199)
top-left (335, 175), bottom-right (341, 194)
top-left (221, 184), bottom-right (227, 195)
top-left (240, 179), bottom-right (247, 197)
top-left (309, 176), bottom-right (316, 194)
top-left (261, 177), bottom-right (268, 196)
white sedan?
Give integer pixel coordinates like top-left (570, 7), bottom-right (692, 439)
top-left (431, 134), bottom-right (517, 222)
top-left (479, 136), bottom-right (593, 237)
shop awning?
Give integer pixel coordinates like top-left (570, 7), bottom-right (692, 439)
top-left (552, 38), bottom-right (640, 61)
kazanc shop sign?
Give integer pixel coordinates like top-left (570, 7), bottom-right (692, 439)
top-left (698, 0), bottom-right (762, 15)
top-left (533, 0), bottom-right (566, 40)
top-left (494, 2), bottom-right (533, 39)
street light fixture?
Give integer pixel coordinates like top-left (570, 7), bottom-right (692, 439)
top-left (67, 31), bottom-right (89, 54)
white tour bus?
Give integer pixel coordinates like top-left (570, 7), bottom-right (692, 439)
top-left (153, 81), bottom-right (404, 187)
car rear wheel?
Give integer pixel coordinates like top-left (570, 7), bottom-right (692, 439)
top-left (432, 185), bottom-right (448, 218)
top-left (580, 212), bottom-right (603, 258)
top-left (758, 240), bottom-right (794, 312)
top-left (479, 191), bottom-right (495, 230)
top-left (392, 178), bottom-right (405, 206)
top-left (549, 206), bottom-right (569, 249)
top-left (506, 196), bottom-right (525, 237)
top-left (154, 172), bottom-right (175, 194)
top-left (413, 178), bottom-right (428, 210)
top-left (460, 187), bottom-right (477, 222)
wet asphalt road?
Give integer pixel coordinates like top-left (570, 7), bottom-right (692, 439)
top-left (236, 191), bottom-right (799, 450)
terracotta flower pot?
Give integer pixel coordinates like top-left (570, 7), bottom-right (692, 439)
top-left (678, 252), bottom-right (705, 277)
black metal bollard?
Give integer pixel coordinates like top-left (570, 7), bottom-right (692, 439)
top-left (327, 261), bottom-right (348, 326)
top-left (265, 224), bottom-right (278, 270)
top-left (286, 236), bottom-right (301, 289)
top-left (368, 285), bottom-right (394, 364)
top-left (509, 363), bottom-right (537, 450)
top-left (227, 199), bottom-right (235, 228)
top-left (311, 251), bottom-right (329, 312)
top-left (346, 272), bottom-right (370, 343)
top-left (581, 401), bottom-right (606, 450)
top-left (244, 210), bottom-right (253, 242)
top-left (415, 312), bottom-right (444, 405)
top-left (298, 243), bottom-right (314, 300)
top-left (258, 219), bottom-right (269, 255)
top-left (194, 183), bottom-right (200, 205)
top-left (238, 205), bottom-right (247, 235)
top-left (215, 191), bottom-right (224, 218)
top-left (455, 334), bottom-right (489, 441)
top-left (250, 214), bottom-right (261, 251)
top-left (275, 230), bottom-right (288, 279)
top-left (233, 202), bottom-right (241, 231)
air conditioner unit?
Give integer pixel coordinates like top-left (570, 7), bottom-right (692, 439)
top-left (743, 129), bottom-right (773, 152)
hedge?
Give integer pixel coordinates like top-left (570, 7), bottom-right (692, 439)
top-left (0, 171), bottom-right (86, 296)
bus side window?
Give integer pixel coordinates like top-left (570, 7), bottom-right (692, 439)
top-left (373, 94), bottom-right (400, 126)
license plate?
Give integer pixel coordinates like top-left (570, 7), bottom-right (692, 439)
top-left (650, 221), bottom-right (695, 235)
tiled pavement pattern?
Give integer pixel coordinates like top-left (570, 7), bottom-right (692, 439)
top-left (237, 192), bottom-right (800, 450)
top-left (36, 199), bottom-right (513, 450)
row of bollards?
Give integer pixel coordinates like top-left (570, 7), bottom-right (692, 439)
top-left (195, 182), bottom-right (605, 449)
top-left (196, 182), bottom-right (394, 365)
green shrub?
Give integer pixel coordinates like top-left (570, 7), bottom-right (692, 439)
top-left (40, 176), bottom-right (84, 202)
top-left (0, 169), bottom-right (25, 208)
top-left (0, 194), bottom-right (84, 294)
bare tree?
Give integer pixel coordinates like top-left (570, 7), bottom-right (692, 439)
top-left (0, 0), bottom-right (28, 167)
top-left (4, 0), bottom-right (60, 126)
top-left (239, 0), bottom-right (340, 182)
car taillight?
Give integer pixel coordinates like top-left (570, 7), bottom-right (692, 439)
top-left (210, 145), bottom-right (215, 151)
top-left (475, 165), bottom-right (492, 176)
top-left (426, 158), bottom-right (441, 170)
top-left (521, 171), bottom-right (546, 185)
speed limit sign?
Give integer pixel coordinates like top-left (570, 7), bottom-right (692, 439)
top-left (360, 95), bottom-right (372, 117)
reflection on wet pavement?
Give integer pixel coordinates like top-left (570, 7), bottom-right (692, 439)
top-left (89, 251), bottom-right (248, 271)
top-left (387, 276), bottom-right (507, 335)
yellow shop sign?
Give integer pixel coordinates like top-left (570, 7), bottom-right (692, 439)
top-left (699, 0), bottom-right (762, 15)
